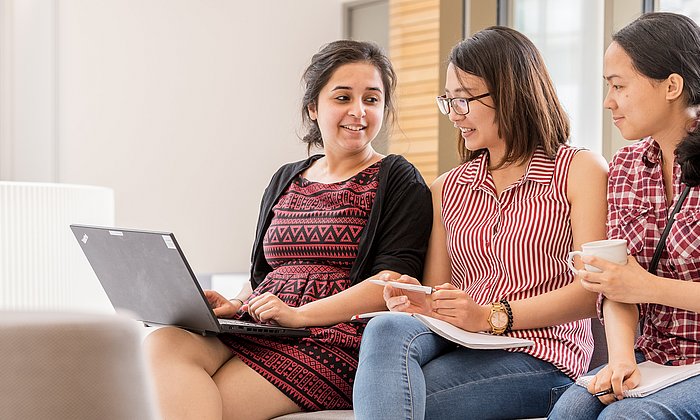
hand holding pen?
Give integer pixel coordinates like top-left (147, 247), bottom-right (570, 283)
top-left (373, 274), bottom-right (435, 315)
top-left (586, 361), bottom-right (641, 405)
top-left (426, 283), bottom-right (491, 332)
top-left (369, 279), bottom-right (436, 294)
top-left (372, 274), bottom-right (488, 332)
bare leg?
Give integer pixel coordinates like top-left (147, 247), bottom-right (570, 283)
top-left (214, 357), bottom-right (303, 420)
top-left (144, 327), bottom-right (233, 420)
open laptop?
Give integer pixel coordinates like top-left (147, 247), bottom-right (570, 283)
top-left (70, 224), bottom-right (310, 337)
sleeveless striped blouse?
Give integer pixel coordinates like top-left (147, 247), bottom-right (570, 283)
top-left (442, 146), bottom-right (593, 379)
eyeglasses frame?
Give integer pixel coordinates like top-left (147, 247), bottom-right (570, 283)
top-left (436, 93), bottom-right (491, 116)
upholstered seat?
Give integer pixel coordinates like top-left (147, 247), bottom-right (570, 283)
top-left (0, 311), bottom-right (159, 419)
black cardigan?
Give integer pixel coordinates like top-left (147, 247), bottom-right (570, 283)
top-left (249, 154), bottom-right (433, 289)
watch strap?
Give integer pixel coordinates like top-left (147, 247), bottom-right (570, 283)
top-left (500, 299), bottom-right (513, 334)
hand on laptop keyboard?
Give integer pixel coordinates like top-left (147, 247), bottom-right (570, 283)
top-left (204, 290), bottom-right (242, 318)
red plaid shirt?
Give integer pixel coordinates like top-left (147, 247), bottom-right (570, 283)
top-left (601, 137), bottom-right (700, 365)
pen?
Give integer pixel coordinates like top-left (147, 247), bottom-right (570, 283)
top-left (368, 279), bottom-right (435, 294)
top-left (593, 388), bottom-right (613, 397)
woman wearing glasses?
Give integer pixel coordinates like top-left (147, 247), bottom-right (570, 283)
top-left (353, 26), bottom-right (608, 419)
top-left (145, 40), bottom-right (432, 420)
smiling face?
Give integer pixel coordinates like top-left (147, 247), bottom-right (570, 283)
top-left (603, 41), bottom-right (680, 142)
top-left (308, 62), bottom-right (385, 155)
top-left (444, 63), bottom-right (502, 157)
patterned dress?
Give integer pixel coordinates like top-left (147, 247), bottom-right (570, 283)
top-left (219, 161), bottom-right (381, 411)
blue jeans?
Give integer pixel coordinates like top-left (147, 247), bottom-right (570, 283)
top-left (353, 315), bottom-right (572, 420)
top-left (549, 351), bottom-right (700, 420)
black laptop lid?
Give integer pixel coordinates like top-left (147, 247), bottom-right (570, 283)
top-left (70, 224), bottom-right (220, 333)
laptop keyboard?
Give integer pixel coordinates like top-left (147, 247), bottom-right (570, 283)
top-left (216, 317), bottom-right (310, 336)
top-left (218, 318), bottom-right (266, 327)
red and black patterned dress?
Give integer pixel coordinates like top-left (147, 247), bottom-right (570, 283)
top-left (219, 160), bottom-right (381, 411)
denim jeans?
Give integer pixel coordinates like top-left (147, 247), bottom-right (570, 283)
top-left (549, 351), bottom-right (700, 420)
top-left (353, 315), bottom-right (572, 420)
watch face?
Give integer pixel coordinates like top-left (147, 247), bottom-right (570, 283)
top-left (490, 311), bottom-right (508, 328)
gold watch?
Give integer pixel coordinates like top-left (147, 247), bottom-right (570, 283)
top-left (488, 301), bottom-right (509, 335)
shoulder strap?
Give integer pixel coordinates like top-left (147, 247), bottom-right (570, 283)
top-left (648, 185), bottom-right (691, 274)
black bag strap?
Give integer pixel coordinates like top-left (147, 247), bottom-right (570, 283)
top-left (648, 185), bottom-right (691, 274)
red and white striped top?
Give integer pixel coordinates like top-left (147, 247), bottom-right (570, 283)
top-left (442, 146), bottom-right (593, 379)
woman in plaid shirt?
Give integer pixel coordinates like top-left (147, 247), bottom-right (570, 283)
top-left (551, 12), bottom-right (700, 419)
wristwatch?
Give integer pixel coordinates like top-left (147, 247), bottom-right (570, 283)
top-left (488, 301), bottom-right (510, 335)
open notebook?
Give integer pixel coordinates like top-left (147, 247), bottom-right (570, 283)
top-left (576, 360), bottom-right (700, 398)
top-left (351, 311), bottom-right (534, 350)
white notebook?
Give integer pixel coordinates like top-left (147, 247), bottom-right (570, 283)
top-left (351, 311), bottom-right (534, 350)
top-left (576, 360), bottom-right (700, 398)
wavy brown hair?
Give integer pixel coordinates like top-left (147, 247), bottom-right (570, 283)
top-left (300, 40), bottom-right (397, 153)
top-left (449, 26), bottom-right (570, 166)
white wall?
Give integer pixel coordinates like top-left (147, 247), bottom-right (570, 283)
top-left (2, 0), bottom-right (344, 274)
top-left (0, 0), bottom-right (58, 181)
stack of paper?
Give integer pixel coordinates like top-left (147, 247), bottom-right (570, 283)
top-left (351, 311), bottom-right (534, 350)
top-left (576, 360), bottom-right (700, 398)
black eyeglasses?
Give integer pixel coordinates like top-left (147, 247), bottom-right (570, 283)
top-left (436, 93), bottom-right (490, 115)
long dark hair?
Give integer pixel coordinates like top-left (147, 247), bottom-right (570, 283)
top-left (300, 40), bottom-right (396, 153)
top-left (613, 12), bottom-right (700, 186)
top-left (448, 26), bottom-right (570, 166)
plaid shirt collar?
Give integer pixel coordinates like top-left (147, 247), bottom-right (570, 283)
top-left (639, 137), bottom-right (684, 183)
top-left (642, 137), bottom-right (662, 167)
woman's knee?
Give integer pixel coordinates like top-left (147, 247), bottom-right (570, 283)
top-left (144, 327), bottom-right (229, 372)
top-left (143, 327), bottom-right (192, 358)
top-left (362, 315), bottom-right (418, 341)
top-left (597, 402), bottom-right (644, 420)
top-left (549, 384), bottom-right (601, 420)
top-left (359, 316), bottom-right (445, 373)
top-left (598, 398), bottom-right (699, 420)
top-left (360, 315), bottom-right (419, 357)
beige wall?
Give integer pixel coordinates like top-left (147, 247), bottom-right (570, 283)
top-left (59, 0), bottom-right (345, 273)
top-left (0, 0), bottom-right (59, 181)
top-left (3, 0), bottom-right (344, 273)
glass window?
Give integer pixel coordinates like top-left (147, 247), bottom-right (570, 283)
top-left (656, 0), bottom-right (700, 23)
top-left (511, 0), bottom-right (605, 153)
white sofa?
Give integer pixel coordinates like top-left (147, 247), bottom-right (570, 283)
top-left (0, 311), bottom-right (159, 419)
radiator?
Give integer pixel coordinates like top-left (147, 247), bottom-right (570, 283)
top-left (0, 182), bottom-right (114, 311)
